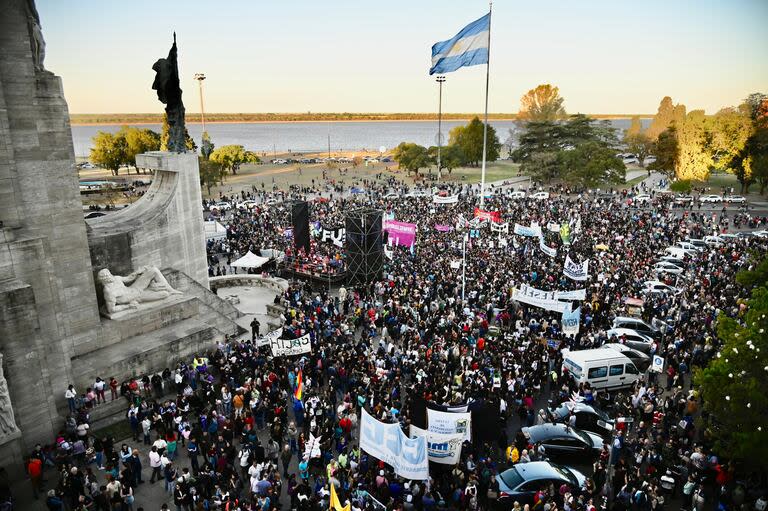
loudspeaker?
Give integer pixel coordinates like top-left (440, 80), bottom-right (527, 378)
top-left (291, 201), bottom-right (311, 255)
top-left (345, 209), bottom-right (383, 286)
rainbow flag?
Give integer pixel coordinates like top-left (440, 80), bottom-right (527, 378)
top-left (294, 369), bottom-right (303, 402)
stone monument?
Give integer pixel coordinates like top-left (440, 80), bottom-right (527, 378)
top-left (152, 33), bottom-right (186, 153)
top-left (0, 0), bottom-right (243, 473)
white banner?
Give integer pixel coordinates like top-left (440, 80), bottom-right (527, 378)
top-left (427, 408), bottom-right (472, 442)
top-left (256, 327), bottom-right (283, 347)
top-left (512, 284), bottom-right (570, 313)
top-left (410, 425), bottom-right (463, 465)
top-left (270, 334), bottom-right (312, 357)
top-left (547, 222), bottom-right (561, 233)
top-left (433, 194), bottom-right (459, 204)
top-left (304, 432), bottom-right (322, 459)
top-left (514, 223), bottom-right (542, 237)
top-left (360, 409), bottom-right (429, 480)
top-left (564, 255), bottom-right (590, 281)
top-left (651, 355), bottom-right (665, 373)
top-left (555, 289), bottom-right (587, 301)
top-left (562, 306), bottom-right (581, 336)
top-left (319, 227), bottom-right (345, 247)
top-left (491, 222), bottom-right (509, 234)
top-left (539, 237), bottom-right (557, 257)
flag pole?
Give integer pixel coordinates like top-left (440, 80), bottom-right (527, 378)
top-left (479, 0), bottom-right (492, 210)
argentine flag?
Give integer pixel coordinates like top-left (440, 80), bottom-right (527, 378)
top-left (429, 13), bottom-right (490, 75)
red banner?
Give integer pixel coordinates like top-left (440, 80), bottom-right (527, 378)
top-left (474, 208), bottom-right (501, 223)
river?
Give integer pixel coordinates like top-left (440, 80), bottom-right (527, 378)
top-left (70, 118), bottom-right (650, 157)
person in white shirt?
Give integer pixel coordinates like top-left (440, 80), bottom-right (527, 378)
top-left (148, 446), bottom-right (162, 483)
top-left (65, 385), bottom-right (77, 413)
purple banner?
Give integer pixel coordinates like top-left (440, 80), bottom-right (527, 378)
top-left (385, 220), bottom-right (417, 247)
top-left (434, 224), bottom-right (453, 232)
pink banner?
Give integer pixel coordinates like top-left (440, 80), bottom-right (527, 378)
top-left (385, 220), bottom-right (417, 247)
top-left (434, 224), bottom-right (453, 232)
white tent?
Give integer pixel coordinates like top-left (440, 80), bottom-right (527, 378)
top-left (231, 251), bottom-right (270, 269)
top-left (204, 220), bottom-right (227, 241)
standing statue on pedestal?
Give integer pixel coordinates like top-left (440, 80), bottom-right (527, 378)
top-left (26, 0), bottom-right (45, 72)
top-left (0, 354), bottom-right (20, 440)
top-left (152, 33), bottom-right (186, 153)
top-left (97, 266), bottom-right (182, 316)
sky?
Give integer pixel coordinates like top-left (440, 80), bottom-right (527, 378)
top-left (38, 0), bottom-right (768, 115)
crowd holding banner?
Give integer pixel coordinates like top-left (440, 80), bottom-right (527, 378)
top-left (383, 220), bottom-right (417, 247)
top-left (426, 408), bottom-right (472, 442)
top-left (433, 194), bottom-right (459, 204)
top-left (564, 254), bottom-right (590, 281)
top-left (270, 333), bottom-right (312, 357)
top-left (409, 426), bottom-right (464, 465)
top-left (359, 409), bottom-right (429, 480)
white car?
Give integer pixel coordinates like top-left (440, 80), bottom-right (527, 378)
top-left (703, 235), bottom-right (725, 247)
top-left (659, 256), bottom-right (686, 266)
top-left (209, 202), bottom-right (232, 212)
top-left (81, 162), bottom-right (96, 169)
top-left (674, 195), bottom-right (694, 204)
top-left (530, 192), bottom-right (550, 200)
top-left (675, 241), bottom-right (702, 252)
top-left (653, 261), bottom-right (684, 275)
top-left (754, 230), bottom-right (768, 238)
top-left (236, 200), bottom-right (259, 210)
top-left (383, 192), bottom-right (399, 199)
top-left (632, 194), bottom-right (652, 204)
top-left (699, 194), bottom-right (722, 203)
top-left (643, 280), bottom-right (680, 295)
top-left (726, 196), bottom-right (746, 203)
top-left (406, 190), bottom-right (429, 198)
top-left (508, 191), bottom-right (527, 199)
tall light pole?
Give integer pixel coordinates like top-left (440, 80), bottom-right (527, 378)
top-left (436, 75), bottom-right (446, 182)
top-left (194, 73), bottom-right (206, 132)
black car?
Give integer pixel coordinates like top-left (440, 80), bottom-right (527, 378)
top-left (549, 401), bottom-right (615, 438)
top-left (496, 461), bottom-right (587, 507)
top-left (522, 423), bottom-right (605, 460)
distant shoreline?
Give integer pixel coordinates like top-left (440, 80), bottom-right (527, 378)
top-left (70, 113), bottom-right (652, 126)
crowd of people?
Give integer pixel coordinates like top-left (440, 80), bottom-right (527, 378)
top-left (35, 179), bottom-right (768, 511)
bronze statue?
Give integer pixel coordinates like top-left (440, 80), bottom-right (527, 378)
top-left (27, 0), bottom-right (46, 72)
top-left (152, 33), bottom-right (186, 153)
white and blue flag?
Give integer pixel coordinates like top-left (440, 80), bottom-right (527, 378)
top-left (429, 13), bottom-right (490, 75)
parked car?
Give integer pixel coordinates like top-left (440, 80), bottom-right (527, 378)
top-left (703, 235), bottom-right (725, 247)
top-left (562, 348), bottom-right (643, 389)
top-left (601, 343), bottom-right (652, 372)
top-left (632, 194), bottom-right (652, 204)
top-left (653, 261), bottom-right (684, 275)
top-left (509, 191), bottom-right (527, 199)
top-left (674, 195), bottom-right (694, 204)
top-left (605, 328), bottom-right (655, 353)
top-left (726, 195), bottom-right (746, 203)
top-left (496, 462), bottom-right (586, 507)
top-left (209, 202), bottom-right (232, 212)
top-left (699, 194), bottom-right (722, 203)
top-left (685, 238), bottom-right (707, 250)
top-left (521, 424), bottom-right (604, 459)
top-left (612, 316), bottom-right (663, 339)
top-left (642, 280), bottom-right (680, 297)
top-left (529, 192), bottom-right (550, 200)
top-left (659, 255), bottom-right (686, 267)
top-left (236, 200), bottom-right (259, 210)
top-left (675, 241), bottom-right (703, 252)
top-left (548, 402), bottom-right (615, 438)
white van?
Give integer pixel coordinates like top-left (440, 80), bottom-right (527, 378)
top-left (562, 349), bottom-right (642, 390)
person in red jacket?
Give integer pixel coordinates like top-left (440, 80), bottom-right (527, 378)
top-left (27, 457), bottom-right (43, 499)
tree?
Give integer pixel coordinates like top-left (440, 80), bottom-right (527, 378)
top-left (90, 131), bottom-right (127, 176)
top-left (199, 157), bottom-right (225, 196)
top-left (209, 145), bottom-right (259, 175)
top-left (710, 108), bottom-right (754, 192)
top-left (746, 125), bottom-right (768, 194)
top-left (160, 113), bottom-right (197, 152)
top-left (694, 256), bottom-right (768, 470)
top-left (392, 142), bottom-right (429, 175)
top-left (441, 144), bottom-right (464, 175)
top-left (119, 126), bottom-right (161, 173)
top-left (646, 96), bottom-right (686, 141)
top-left (744, 92), bottom-right (768, 121)
top-left (517, 84), bottom-right (566, 122)
top-left (200, 131), bottom-right (215, 160)
top-left (623, 116), bottom-right (653, 168)
top-left (626, 116), bottom-right (643, 138)
top-left (561, 141), bottom-right (626, 188)
top-left (675, 110), bottom-right (712, 181)
top-left (449, 117), bottom-right (500, 167)
top-left (648, 128), bottom-right (678, 177)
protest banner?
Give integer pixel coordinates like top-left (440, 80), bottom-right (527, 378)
top-left (433, 194), bottom-right (459, 204)
top-left (562, 306), bottom-right (581, 336)
top-left (270, 334), bottom-right (312, 357)
top-left (651, 355), bottom-right (665, 373)
top-left (360, 409), bottom-right (429, 480)
top-left (539, 237), bottom-right (557, 257)
top-left (564, 255), bottom-right (590, 281)
top-left (256, 327), bottom-right (283, 347)
top-left (384, 220), bottom-right (417, 247)
top-left (547, 222), bottom-right (561, 233)
top-left (555, 289), bottom-right (587, 301)
top-left (473, 208), bottom-right (501, 223)
top-left (513, 223), bottom-right (542, 237)
top-left (410, 425), bottom-right (464, 465)
top-left (319, 227), bottom-right (345, 247)
top-left (427, 408), bottom-right (472, 442)
top-left (434, 224), bottom-right (453, 232)
top-left (490, 222), bottom-right (509, 234)
top-left (304, 432), bottom-right (322, 459)
top-left (512, 284), bottom-right (570, 313)
top-left (560, 222), bottom-right (572, 245)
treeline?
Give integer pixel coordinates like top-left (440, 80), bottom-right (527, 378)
top-left (70, 112), bottom-right (650, 125)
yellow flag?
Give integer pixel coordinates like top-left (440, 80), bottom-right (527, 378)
top-left (330, 483), bottom-right (351, 511)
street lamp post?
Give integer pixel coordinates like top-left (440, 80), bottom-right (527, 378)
top-left (194, 73), bottom-right (206, 132)
top-left (436, 75), bottom-right (446, 182)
